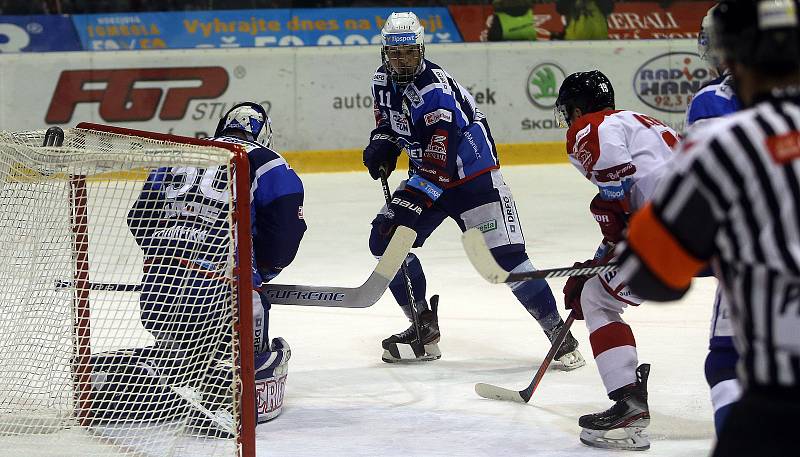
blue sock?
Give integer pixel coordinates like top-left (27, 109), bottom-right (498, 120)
top-left (389, 254), bottom-right (428, 310)
top-left (511, 280), bottom-right (561, 330)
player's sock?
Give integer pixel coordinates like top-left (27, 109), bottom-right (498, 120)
top-left (388, 253), bottom-right (428, 309)
top-left (590, 321), bottom-right (638, 393)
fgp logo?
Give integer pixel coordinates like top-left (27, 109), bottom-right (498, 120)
top-left (634, 52), bottom-right (712, 113)
top-left (526, 63), bottom-right (566, 109)
top-left (46, 67), bottom-right (229, 124)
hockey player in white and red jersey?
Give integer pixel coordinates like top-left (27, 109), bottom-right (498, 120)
top-left (684, 3), bottom-right (742, 438)
top-left (554, 70), bottom-right (679, 450)
top-left (363, 12), bottom-right (584, 368)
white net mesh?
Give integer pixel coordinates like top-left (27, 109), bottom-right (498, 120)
top-left (0, 127), bottom-right (248, 457)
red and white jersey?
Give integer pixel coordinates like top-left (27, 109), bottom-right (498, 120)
top-left (566, 109), bottom-right (678, 211)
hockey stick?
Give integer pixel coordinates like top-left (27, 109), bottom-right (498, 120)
top-left (170, 385), bottom-right (235, 436)
top-left (475, 311), bottom-right (577, 403)
top-left (462, 228), bottom-right (618, 283)
top-left (54, 225), bottom-right (416, 308)
top-left (379, 169), bottom-right (424, 353)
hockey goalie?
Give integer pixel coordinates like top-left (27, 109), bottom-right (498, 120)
top-left (85, 103), bottom-right (305, 435)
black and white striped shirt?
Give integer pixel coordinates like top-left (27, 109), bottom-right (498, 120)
top-left (619, 90), bottom-right (800, 392)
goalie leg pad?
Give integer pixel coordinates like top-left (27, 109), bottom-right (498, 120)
top-left (255, 337), bottom-right (291, 423)
top-left (86, 347), bottom-right (183, 423)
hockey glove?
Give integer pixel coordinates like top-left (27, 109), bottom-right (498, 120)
top-left (363, 127), bottom-right (401, 180)
top-left (377, 189), bottom-right (428, 240)
top-left (563, 242), bottom-right (617, 320)
top-left (562, 260), bottom-right (594, 320)
top-left (589, 193), bottom-right (629, 243)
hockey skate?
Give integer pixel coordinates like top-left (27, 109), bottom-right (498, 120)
top-left (546, 321), bottom-right (586, 371)
top-left (382, 295), bottom-right (441, 363)
top-left (579, 364), bottom-right (651, 451)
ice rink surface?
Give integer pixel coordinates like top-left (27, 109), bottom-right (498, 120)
top-left (261, 164), bottom-right (717, 457)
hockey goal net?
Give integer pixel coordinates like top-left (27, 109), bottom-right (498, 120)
top-left (0, 124), bottom-right (255, 457)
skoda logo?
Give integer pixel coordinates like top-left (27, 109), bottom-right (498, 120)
top-left (526, 63), bottom-right (566, 109)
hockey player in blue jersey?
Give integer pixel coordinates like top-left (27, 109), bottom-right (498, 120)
top-left (684, 5), bottom-right (742, 437)
top-left (89, 103), bottom-right (305, 435)
top-left (685, 5), bottom-right (741, 130)
top-left (364, 12), bottom-right (584, 367)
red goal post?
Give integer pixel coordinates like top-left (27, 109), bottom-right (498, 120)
top-left (0, 123), bottom-right (255, 457)
top-left (76, 122), bottom-right (256, 457)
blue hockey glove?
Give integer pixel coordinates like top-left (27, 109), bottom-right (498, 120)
top-left (363, 128), bottom-right (401, 180)
top-left (377, 189), bottom-right (428, 240)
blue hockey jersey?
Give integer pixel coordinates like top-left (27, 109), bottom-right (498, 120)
top-left (685, 73), bottom-right (740, 128)
top-left (128, 136), bottom-right (306, 288)
top-left (371, 60), bottom-right (499, 191)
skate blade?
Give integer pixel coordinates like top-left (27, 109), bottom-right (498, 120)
top-left (381, 342), bottom-right (441, 363)
top-left (579, 427), bottom-right (650, 451)
top-left (556, 349), bottom-right (586, 371)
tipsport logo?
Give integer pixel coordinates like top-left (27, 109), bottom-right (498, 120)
top-left (634, 52), bottom-right (712, 113)
top-left (384, 33), bottom-right (419, 45)
top-left (526, 63), bottom-right (566, 109)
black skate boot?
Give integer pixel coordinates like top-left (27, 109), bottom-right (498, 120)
top-left (382, 295), bottom-right (441, 363)
top-left (545, 320), bottom-right (585, 371)
top-left (579, 363), bottom-right (651, 451)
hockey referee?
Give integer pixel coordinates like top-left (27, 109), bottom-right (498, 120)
top-left (617, 1), bottom-right (800, 456)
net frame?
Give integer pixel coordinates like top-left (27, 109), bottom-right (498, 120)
top-left (0, 123), bottom-right (255, 457)
top-left (76, 123), bottom-right (255, 457)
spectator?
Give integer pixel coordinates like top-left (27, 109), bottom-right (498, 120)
top-left (555, 0), bottom-right (613, 40)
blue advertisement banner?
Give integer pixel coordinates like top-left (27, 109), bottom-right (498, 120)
top-left (0, 15), bottom-right (81, 52)
top-left (72, 7), bottom-right (461, 51)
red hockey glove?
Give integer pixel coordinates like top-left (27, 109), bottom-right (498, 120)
top-left (589, 194), bottom-right (629, 243)
top-left (562, 260), bottom-right (594, 320)
top-left (562, 242), bottom-right (618, 320)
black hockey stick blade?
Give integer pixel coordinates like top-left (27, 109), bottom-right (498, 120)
top-left (475, 312), bottom-right (577, 403)
top-left (461, 228), bottom-right (617, 283)
top-left (55, 226), bottom-right (416, 308)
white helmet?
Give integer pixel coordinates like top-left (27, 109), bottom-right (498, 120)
top-left (698, 4), bottom-right (724, 73)
top-left (215, 102), bottom-right (273, 148)
top-left (381, 12), bottom-right (425, 85)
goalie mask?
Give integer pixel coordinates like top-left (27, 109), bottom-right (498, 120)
top-left (698, 5), bottom-right (724, 74)
top-left (381, 12), bottom-right (425, 86)
top-left (215, 102), bottom-right (273, 148)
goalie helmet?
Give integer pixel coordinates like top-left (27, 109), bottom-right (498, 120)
top-left (554, 70), bottom-right (615, 128)
top-left (381, 12), bottom-right (425, 85)
top-left (698, 5), bottom-right (723, 72)
top-left (215, 102), bottom-right (273, 148)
